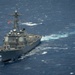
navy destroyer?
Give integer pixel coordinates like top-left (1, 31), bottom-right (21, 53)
top-left (0, 10), bottom-right (41, 62)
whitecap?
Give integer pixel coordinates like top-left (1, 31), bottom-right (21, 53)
top-left (21, 22), bottom-right (42, 26)
top-left (42, 51), bottom-right (47, 55)
top-left (41, 60), bottom-right (47, 64)
top-left (70, 72), bottom-right (74, 75)
top-left (41, 33), bottom-right (68, 41)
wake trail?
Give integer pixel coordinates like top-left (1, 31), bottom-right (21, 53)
top-left (21, 22), bottom-right (42, 26)
top-left (41, 31), bottom-right (75, 41)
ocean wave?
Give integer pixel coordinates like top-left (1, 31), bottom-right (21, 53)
top-left (21, 22), bottom-right (42, 26)
top-left (42, 51), bottom-right (47, 55)
top-left (19, 43), bottom-right (68, 60)
top-left (41, 33), bottom-right (68, 41)
top-left (41, 30), bottom-right (75, 42)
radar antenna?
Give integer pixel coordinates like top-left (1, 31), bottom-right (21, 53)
top-left (12, 10), bottom-right (20, 30)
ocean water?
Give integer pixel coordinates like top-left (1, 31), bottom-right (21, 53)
top-left (0, 0), bottom-right (75, 75)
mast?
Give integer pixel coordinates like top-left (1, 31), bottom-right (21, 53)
top-left (12, 10), bottom-right (20, 30)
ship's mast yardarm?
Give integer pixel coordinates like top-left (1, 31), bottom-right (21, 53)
top-left (12, 10), bottom-right (20, 30)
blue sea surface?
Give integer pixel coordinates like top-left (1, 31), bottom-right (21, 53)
top-left (0, 0), bottom-right (75, 75)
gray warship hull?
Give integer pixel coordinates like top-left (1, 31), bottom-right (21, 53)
top-left (0, 10), bottom-right (41, 62)
top-left (0, 38), bottom-right (41, 62)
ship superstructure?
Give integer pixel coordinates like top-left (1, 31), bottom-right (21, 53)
top-left (0, 10), bottom-right (41, 62)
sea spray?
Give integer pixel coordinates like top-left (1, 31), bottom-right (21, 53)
top-left (41, 33), bottom-right (68, 41)
top-left (21, 22), bottom-right (42, 26)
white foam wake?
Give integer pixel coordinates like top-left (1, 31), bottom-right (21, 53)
top-left (41, 33), bottom-right (68, 41)
top-left (41, 31), bottom-right (75, 41)
top-left (21, 22), bottom-right (42, 26)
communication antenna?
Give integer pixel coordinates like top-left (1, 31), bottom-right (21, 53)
top-left (10, 4), bottom-right (22, 30)
top-left (12, 10), bottom-right (20, 30)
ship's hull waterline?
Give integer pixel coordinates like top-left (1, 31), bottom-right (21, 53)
top-left (0, 10), bottom-right (41, 62)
